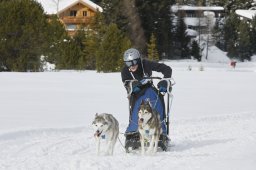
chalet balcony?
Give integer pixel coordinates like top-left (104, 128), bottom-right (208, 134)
top-left (61, 16), bottom-right (90, 24)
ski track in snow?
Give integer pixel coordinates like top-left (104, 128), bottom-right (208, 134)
top-left (0, 112), bottom-right (256, 170)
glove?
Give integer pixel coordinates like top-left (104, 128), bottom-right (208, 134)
top-left (157, 80), bottom-right (168, 92)
top-left (131, 80), bottom-right (142, 93)
top-left (140, 78), bottom-right (151, 85)
top-left (132, 86), bottom-right (140, 93)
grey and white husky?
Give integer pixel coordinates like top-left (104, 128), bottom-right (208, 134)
top-left (92, 113), bottom-right (119, 155)
top-left (138, 100), bottom-right (162, 155)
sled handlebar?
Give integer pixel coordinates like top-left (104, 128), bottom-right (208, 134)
top-left (141, 76), bottom-right (161, 80)
top-left (124, 77), bottom-right (175, 86)
top-left (124, 77), bottom-right (175, 97)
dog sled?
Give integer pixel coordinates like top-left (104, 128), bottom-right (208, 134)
top-left (124, 77), bottom-right (175, 153)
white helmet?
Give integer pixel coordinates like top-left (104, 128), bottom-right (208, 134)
top-left (123, 48), bottom-right (140, 61)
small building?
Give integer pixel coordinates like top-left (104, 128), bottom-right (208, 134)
top-left (172, 5), bottom-right (224, 35)
top-left (37, 0), bottom-right (103, 36)
top-left (172, 5), bottom-right (225, 18)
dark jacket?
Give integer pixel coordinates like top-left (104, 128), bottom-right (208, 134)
top-left (121, 59), bottom-right (172, 84)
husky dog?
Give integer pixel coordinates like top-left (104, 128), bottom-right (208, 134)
top-left (92, 113), bottom-right (119, 155)
top-left (138, 100), bottom-right (162, 155)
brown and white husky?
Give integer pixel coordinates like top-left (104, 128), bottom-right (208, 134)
top-left (138, 100), bottom-right (162, 155)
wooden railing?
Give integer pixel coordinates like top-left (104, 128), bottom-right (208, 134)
top-left (61, 16), bottom-right (90, 24)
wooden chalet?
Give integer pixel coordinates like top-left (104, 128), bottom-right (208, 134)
top-left (58, 0), bottom-right (102, 36)
top-left (37, 0), bottom-right (103, 36)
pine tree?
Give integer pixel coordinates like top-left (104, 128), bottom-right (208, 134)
top-left (191, 40), bottom-right (201, 61)
top-left (225, 0), bottom-right (253, 14)
top-left (147, 33), bottom-right (159, 61)
top-left (212, 17), bottom-right (224, 50)
top-left (82, 11), bottom-right (131, 72)
top-left (71, 30), bottom-right (86, 69)
top-left (224, 12), bottom-right (240, 58)
top-left (100, 0), bottom-right (128, 31)
top-left (209, 0), bottom-right (229, 6)
top-left (80, 12), bottom-right (106, 70)
top-left (250, 16), bottom-right (256, 54)
top-left (44, 15), bottom-right (68, 65)
top-left (80, 29), bottom-right (101, 70)
top-left (174, 15), bottom-right (191, 59)
top-left (96, 23), bottom-right (131, 72)
top-left (237, 21), bottom-right (251, 61)
top-left (88, 11), bottom-right (107, 38)
top-left (135, 0), bottom-right (175, 59)
top-left (91, 0), bottom-right (102, 4)
top-left (0, 0), bottom-right (49, 71)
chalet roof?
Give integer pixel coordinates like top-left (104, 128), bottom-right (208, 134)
top-left (172, 5), bottom-right (224, 13)
top-left (36, 0), bottom-right (103, 15)
top-left (235, 10), bottom-right (256, 20)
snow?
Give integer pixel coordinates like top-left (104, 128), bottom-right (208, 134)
top-left (36, 0), bottom-right (103, 14)
top-left (235, 9), bottom-right (256, 20)
top-left (251, 55), bottom-right (256, 61)
top-left (201, 46), bottom-right (230, 63)
top-left (1, 53), bottom-right (256, 169)
top-left (186, 29), bottom-right (198, 37)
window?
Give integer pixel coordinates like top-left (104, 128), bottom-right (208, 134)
top-left (70, 10), bottom-right (77, 16)
top-left (187, 11), bottom-right (196, 18)
top-left (83, 11), bottom-right (87, 16)
top-left (66, 24), bottom-right (76, 30)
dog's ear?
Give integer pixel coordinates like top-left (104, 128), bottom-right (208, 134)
top-left (95, 113), bottom-right (98, 117)
top-left (145, 98), bottom-right (151, 105)
top-left (92, 120), bottom-right (95, 125)
top-left (103, 113), bottom-right (108, 121)
top-left (141, 100), bottom-right (145, 105)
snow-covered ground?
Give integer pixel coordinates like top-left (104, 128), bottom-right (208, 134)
top-left (1, 59), bottom-right (256, 170)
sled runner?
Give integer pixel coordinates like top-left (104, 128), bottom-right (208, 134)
top-left (124, 77), bottom-right (174, 153)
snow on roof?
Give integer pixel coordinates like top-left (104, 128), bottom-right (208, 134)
top-left (235, 10), bottom-right (256, 20)
top-left (36, 0), bottom-right (102, 15)
top-left (171, 5), bottom-right (224, 12)
top-left (186, 29), bottom-right (198, 37)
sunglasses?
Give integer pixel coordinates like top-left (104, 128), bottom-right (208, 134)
top-left (125, 59), bottom-right (140, 67)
